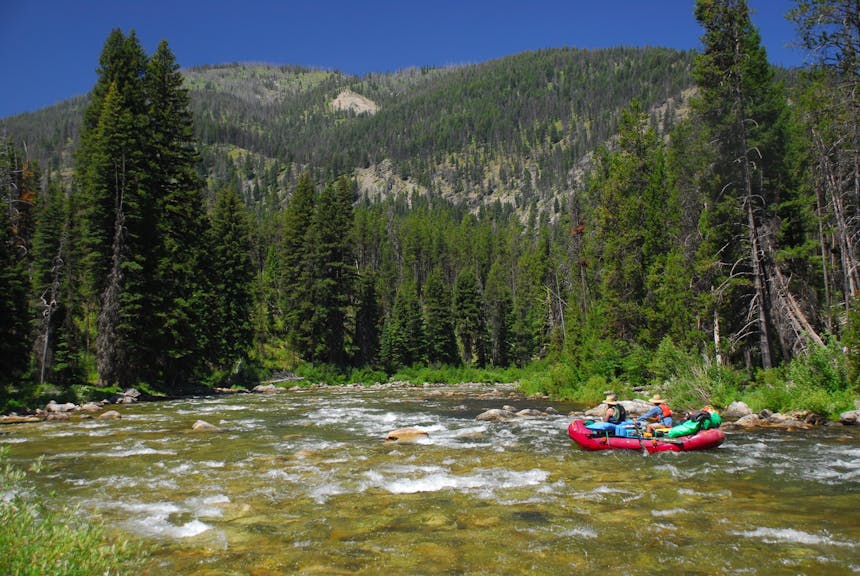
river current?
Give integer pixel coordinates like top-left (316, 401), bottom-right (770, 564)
top-left (2, 385), bottom-right (859, 575)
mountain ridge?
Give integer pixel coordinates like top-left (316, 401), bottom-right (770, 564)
top-left (1, 46), bottom-right (697, 217)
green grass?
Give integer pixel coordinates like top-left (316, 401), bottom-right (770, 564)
top-left (0, 447), bottom-right (149, 575)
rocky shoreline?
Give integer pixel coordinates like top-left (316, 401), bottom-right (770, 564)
top-left (2, 381), bottom-right (859, 430)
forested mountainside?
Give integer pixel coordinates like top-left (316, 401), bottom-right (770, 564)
top-left (1, 47), bottom-right (695, 216)
top-left (2, 1), bottom-right (859, 420)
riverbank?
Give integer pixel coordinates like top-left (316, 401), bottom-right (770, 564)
top-left (3, 379), bottom-right (860, 430)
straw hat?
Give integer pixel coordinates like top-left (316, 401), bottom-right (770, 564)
top-left (604, 395), bottom-right (619, 405)
top-left (649, 394), bottom-right (665, 404)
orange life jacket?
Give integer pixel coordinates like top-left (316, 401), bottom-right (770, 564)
top-left (659, 403), bottom-right (672, 418)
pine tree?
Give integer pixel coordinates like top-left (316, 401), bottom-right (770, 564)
top-left (586, 101), bottom-right (679, 348)
top-left (693, 0), bottom-right (819, 367)
top-left (453, 269), bottom-right (488, 365)
top-left (207, 186), bottom-right (254, 372)
top-left (379, 277), bottom-right (426, 370)
top-left (90, 82), bottom-right (140, 387)
top-left (144, 39), bottom-right (209, 386)
top-left (74, 30), bottom-right (147, 307)
top-left (484, 260), bottom-right (513, 366)
top-left (281, 173), bottom-right (316, 347)
top-left (354, 270), bottom-right (382, 366)
top-left (296, 176), bottom-right (356, 365)
top-left (0, 156), bottom-right (31, 391)
top-left (423, 268), bottom-right (458, 365)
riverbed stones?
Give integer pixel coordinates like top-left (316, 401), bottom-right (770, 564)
top-left (98, 410), bottom-right (122, 420)
top-left (384, 427), bottom-right (429, 443)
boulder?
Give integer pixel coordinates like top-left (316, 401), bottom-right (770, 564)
top-left (384, 427), bottom-right (429, 443)
top-left (839, 409), bottom-right (860, 425)
top-left (112, 388), bottom-right (141, 404)
top-left (45, 400), bottom-right (77, 413)
top-left (79, 402), bottom-right (102, 413)
top-left (475, 408), bottom-right (516, 422)
top-left (626, 399), bottom-right (653, 417)
top-left (766, 412), bottom-right (812, 429)
top-left (191, 420), bottom-right (220, 432)
top-left (733, 414), bottom-right (762, 428)
top-left (723, 401), bottom-right (753, 421)
top-left (98, 410), bottom-right (122, 420)
top-left (584, 400), bottom-right (644, 418)
top-left (515, 409), bottom-right (545, 418)
top-left (252, 384), bottom-right (279, 394)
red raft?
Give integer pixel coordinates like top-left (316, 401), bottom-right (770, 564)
top-left (567, 420), bottom-right (725, 453)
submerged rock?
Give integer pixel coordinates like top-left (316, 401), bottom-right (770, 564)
top-left (192, 420), bottom-right (220, 432)
top-left (98, 410), bottom-right (122, 420)
top-left (384, 427), bottom-right (429, 443)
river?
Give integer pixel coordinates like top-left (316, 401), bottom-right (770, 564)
top-left (2, 385), bottom-right (859, 575)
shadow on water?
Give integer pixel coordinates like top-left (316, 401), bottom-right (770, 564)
top-left (3, 386), bottom-right (859, 575)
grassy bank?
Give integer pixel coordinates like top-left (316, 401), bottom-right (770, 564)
top-left (0, 447), bottom-right (149, 575)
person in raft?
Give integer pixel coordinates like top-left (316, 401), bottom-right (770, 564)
top-left (636, 394), bottom-right (672, 434)
top-left (666, 405), bottom-right (722, 438)
top-left (603, 394), bottom-right (627, 424)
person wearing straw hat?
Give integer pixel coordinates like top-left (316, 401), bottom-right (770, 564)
top-left (602, 394), bottom-right (627, 425)
top-left (637, 394), bottom-right (673, 434)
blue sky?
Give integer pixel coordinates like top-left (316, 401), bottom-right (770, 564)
top-left (1, 0), bottom-right (804, 118)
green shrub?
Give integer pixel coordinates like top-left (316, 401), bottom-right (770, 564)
top-left (0, 447), bottom-right (148, 575)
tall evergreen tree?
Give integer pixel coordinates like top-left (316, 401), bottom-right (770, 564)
top-left (484, 260), bottom-right (514, 366)
top-left (354, 270), bottom-right (382, 366)
top-left (453, 269), bottom-right (488, 365)
top-left (423, 268), bottom-right (458, 365)
top-left (296, 176), bottom-right (356, 365)
top-left (0, 154), bottom-right (31, 392)
top-left (281, 173), bottom-right (316, 347)
top-left (144, 39), bottom-right (209, 386)
top-left (207, 185), bottom-right (254, 372)
top-left (693, 0), bottom-right (819, 367)
top-left (74, 30), bottom-right (147, 307)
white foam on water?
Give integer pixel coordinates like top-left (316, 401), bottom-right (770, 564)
top-left (103, 444), bottom-right (176, 458)
top-left (558, 526), bottom-right (598, 539)
top-left (651, 507), bottom-right (687, 517)
top-left (733, 527), bottom-right (856, 548)
top-left (119, 500), bottom-right (214, 539)
top-left (361, 465), bottom-right (549, 496)
top-left (0, 437), bottom-right (28, 443)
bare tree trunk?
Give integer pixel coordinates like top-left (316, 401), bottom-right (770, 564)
top-left (96, 161), bottom-right (127, 387)
top-left (37, 226), bottom-right (67, 384)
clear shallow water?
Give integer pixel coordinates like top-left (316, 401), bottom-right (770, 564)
top-left (2, 385), bottom-right (859, 575)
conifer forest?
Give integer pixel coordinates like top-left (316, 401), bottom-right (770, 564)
top-left (1, 0), bottom-right (859, 417)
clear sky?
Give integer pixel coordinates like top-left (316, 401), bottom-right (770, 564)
top-left (0, 0), bottom-right (805, 119)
